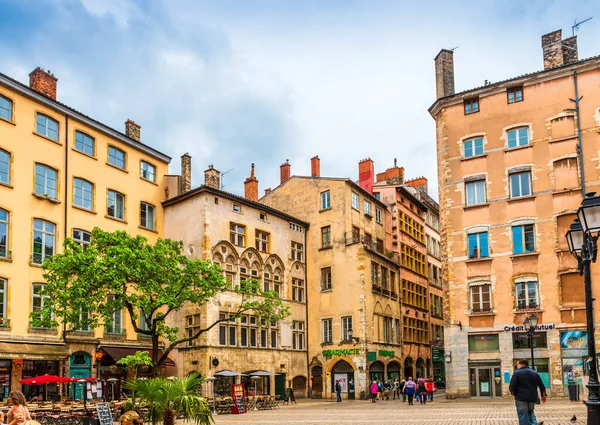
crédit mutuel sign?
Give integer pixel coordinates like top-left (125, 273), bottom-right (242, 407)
top-left (503, 324), bottom-right (556, 332)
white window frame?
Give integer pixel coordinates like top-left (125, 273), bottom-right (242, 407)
top-left (515, 279), bottom-right (539, 310)
top-left (108, 146), bottom-right (126, 169)
top-left (32, 219), bottom-right (55, 264)
top-left (74, 178), bottom-right (93, 210)
top-left (364, 201), bottom-right (372, 216)
top-left (140, 161), bottom-right (156, 182)
top-left (465, 180), bottom-right (486, 206)
top-left (292, 278), bottom-right (305, 302)
top-left (35, 164), bottom-right (58, 198)
top-left (341, 316), bottom-right (353, 341)
top-left (140, 202), bottom-right (155, 230)
top-left (470, 283), bottom-right (492, 312)
top-left (72, 229), bottom-right (91, 249)
top-left (509, 171), bottom-right (532, 198)
top-left (507, 127), bottom-right (530, 148)
top-left (351, 192), bottom-right (359, 210)
top-left (0, 208), bottom-right (8, 259)
top-left (321, 191), bottom-right (331, 210)
top-left (36, 113), bottom-right (58, 141)
top-left (375, 208), bottom-right (382, 224)
top-left (0, 277), bottom-right (6, 324)
top-left (0, 148), bottom-right (10, 185)
top-left (463, 137), bottom-right (484, 158)
top-left (0, 95), bottom-right (12, 122)
top-left (32, 283), bottom-right (51, 328)
top-left (291, 241), bottom-right (304, 262)
top-left (107, 190), bottom-right (125, 220)
top-left (74, 131), bottom-right (95, 156)
top-left (105, 295), bottom-right (122, 335)
top-left (321, 318), bottom-right (333, 343)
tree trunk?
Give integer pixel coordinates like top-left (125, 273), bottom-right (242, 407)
top-left (162, 409), bottom-right (176, 425)
top-left (152, 336), bottom-right (160, 377)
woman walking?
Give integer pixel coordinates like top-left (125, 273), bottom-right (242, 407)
top-left (417, 378), bottom-right (427, 404)
top-left (7, 391), bottom-right (32, 425)
top-left (403, 377), bottom-right (416, 405)
top-left (370, 380), bottom-right (379, 403)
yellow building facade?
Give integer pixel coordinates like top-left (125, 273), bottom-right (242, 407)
top-left (430, 30), bottom-right (600, 398)
top-left (0, 67), bottom-right (170, 398)
top-left (261, 158), bottom-right (402, 399)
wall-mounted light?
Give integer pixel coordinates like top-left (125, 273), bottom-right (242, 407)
top-left (348, 329), bottom-right (360, 345)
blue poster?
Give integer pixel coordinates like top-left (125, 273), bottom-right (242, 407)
top-left (560, 331), bottom-right (588, 349)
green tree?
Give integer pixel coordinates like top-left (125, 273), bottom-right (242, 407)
top-left (32, 228), bottom-right (289, 375)
top-left (125, 372), bottom-right (211, 425)
top-left (117, 351), bottom-right (154, 379)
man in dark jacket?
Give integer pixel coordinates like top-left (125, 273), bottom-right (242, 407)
top-left (509, 359), bottom-right (547, 425)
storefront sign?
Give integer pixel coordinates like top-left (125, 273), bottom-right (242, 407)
top-left (323, 349), bottom-right (360, 357)
top-left (432, 348), bottom-right (442, 361)
top-left (503, 324), bottom-right (555, 332)
top-left (378, 350), bottom-right (395, 357)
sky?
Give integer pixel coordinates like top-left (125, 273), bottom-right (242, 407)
top-left (1, 0), bottom-right (600, 200)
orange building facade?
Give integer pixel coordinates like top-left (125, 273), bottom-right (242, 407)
top-left (430, 30), bottom-right (600, 398)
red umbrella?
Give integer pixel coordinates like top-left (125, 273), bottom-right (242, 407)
top-left (20, 374), bottom-right (72, 385)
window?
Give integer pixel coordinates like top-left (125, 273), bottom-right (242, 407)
top-left (321, 226), bottom-right (331, 248)
top-left (0, 209), bottom-right (8, 258)
top-left (73, 178), bottom-right (93, 210)
top-left (510, 171), bottom-right (532, 198)
top-left (470, 284), bottom-right (492, 312)
top-left (351, 192), bottom-right (359, 210)
top-left (507, 86), bottom-right (523, 104)
top-left (403, 317), bottom-right (429, 343)
top-left (292, 278), bottom-right (305, 302)
top-left (233, 204), bottom-right (241, 213)
top-left (351, 226), bottom-right (360, 243)
top-left (513, 332), bottom-right (547, 349)
top-left (0, 278), bottom-right (5, 324)
top-left (291, 241), bottom-right (304, 262)
top-left (105, 295), bottom-right (122, 334)
top-left (0, 95), bottom-right (12, 121)
top-left (375, 238), bottom-right (384, 254)
top-left (292, 321), bottom-right (305, 350)
top-left (371, 262), bottom-right (379, 285)
top-left (322, 319), bottom-right (333, 343)
top-left (32, 219), bottom-right (55, 264)
top-left (463, 137), bottom-right (484, 158)
top-left (321, 191), bottom-right (331, 210)
top-left (108, 146), bottom-right (126, 169)
top-left (107, 190), bottom-right (125, 220)
top-left (36, 114), bottom-right (58, 141)
top-left (507, 128), bottom-right (529, 148)
top-left (468, 232), bottom-right (489, 259)
top-left (32, 283), bottom-right (51, 328)
top-left (72, 229), bottom-right (91, 249)
top-left (363, 201), bottom-right (372, 216)
top-left (0, 149), bottom-right (9, 185)
top-left (399, 211), bottom-right (425, 243)
top-left (400, 244), bottom-right (427, 276)
top-left (341, 316), bottom-right (353, 341)
top-left (260, 327), bottom-right (268, 348)
top-left (229, 223), bottom-right (246, 247)
top-left (468, 334), bottom-right (499, 351)
top-left (259, 212), bottom-right (267, 221)
top-left (270, 324), bottom-right (278, 349)
top-left (512, 224), bottom-right (535, 254)
top-left (139, 308), bottom-right (152, 331)
top-left (255, 230), bottom-right (270, 253)
top-left (464, 98), bottom-right (479, 115)
top-left (74, 131), bottom-right (95, 156)
top-left (218, 313), bottom-right (227, 346)
top-left (249, 316), bottom-right (258, 347)
top-left (240, 315), bottom-right (249, 347)
top-left (402, 279), bottom-right (427, 309)
top-left (375, 208), bottom-right (382, 224)
top-left (140, 202), bottom-right (155, 230)
top-left (140, 161), bottom-right (156, 182)
top-left (35, 164), bottom-right (58, 198)
top-left (186, 314), bottom-right (201, 347)
top-left (516, 280), bottom-right (539, 310)
top-left (321, 267), bottom-right (332, 290)
top-left (465, 180), bottom-right (486, 205)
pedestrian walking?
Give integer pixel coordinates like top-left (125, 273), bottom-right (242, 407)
top-left (370, 380), bottom-right (379, 403)
top-left (400, 379), bottom-right (406, 402)
top-left (416, 377), bottom-right (427, 404)
top-left (425, 379), bottom-right (435, 402)
top-left (377, 379), bottom-right (383, 400)
top-left (403, 377), bottom-right (416, 405)
top-left (383, 381), bottom-right (391, 400)
top-left (509, 358), bottom-right (547, 425)
top-left (335, 380), bottom-right (342, 402)
top-left (393, 379), bottom-right (400, 400)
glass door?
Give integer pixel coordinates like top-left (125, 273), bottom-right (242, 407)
top-left (478, 368), bottom-right (492, 396)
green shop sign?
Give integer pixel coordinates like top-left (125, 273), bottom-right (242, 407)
top-left (378, 350), bottom-right (395, 357)
top-left (323, 349), bottom-right (360, 357)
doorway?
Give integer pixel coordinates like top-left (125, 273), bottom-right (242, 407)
top-left (311, 366), bottom-right (323, 398)
top-left (275, 374), bottom-right (286, 399)
top-left (403, 357), bottom-right (413, 379)
top-left (469, 365), bottom-right (502, 397)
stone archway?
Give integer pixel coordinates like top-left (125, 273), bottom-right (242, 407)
top-left (416, 358), bottom-right (426, 379)
top-left (292, 376), bottom-right (307, 398)
top-left (369, 360), bottom-right (384, 382)
top-left (404, 357), bottom-right (414, 379)
top-left (331, 360), bottom-right (355, 400)
top-left (387, 361), bottom-right (401, 381)
top-left (311, 365), bottom-right (323, 399)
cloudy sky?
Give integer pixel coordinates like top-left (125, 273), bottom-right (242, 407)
top-left (2, 0), bottom-right (600, 199)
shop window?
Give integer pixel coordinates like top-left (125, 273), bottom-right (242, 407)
top-left (468, 334), bottom-right (499, 351)
top-left (512, 332), bottom-right (547, 349)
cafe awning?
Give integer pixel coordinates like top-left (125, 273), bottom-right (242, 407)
top-left (0, 342), bottom-right (69, 360)
top-left (99, 346), bottom-right (175, 367)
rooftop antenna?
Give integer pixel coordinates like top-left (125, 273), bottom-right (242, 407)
top-left (220, 168), bottom-right (234, 190)
top-left (572, 17), bottom-right (593, 36)
top-left (450, 46), bottom-right (459, 51)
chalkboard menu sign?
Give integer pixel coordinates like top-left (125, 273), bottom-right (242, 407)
top-left (95, 403), bottom-right (113, 425)
top-left (284, 388), bottom-right (296, 405)
top-left (235, 395), bottom-right (245, 413)
top-left (230, 384), bottom-right (246, 414)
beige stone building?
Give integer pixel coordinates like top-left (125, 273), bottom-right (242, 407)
top-left (163, 161), bottom-right (309, 399)
top-left (261, 157), bottom-right (402, 400)
top-left (430, 30), bottom-right (600, 398)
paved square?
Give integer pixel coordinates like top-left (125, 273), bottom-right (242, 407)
top-left (213, 397), bottom-right (587, 424)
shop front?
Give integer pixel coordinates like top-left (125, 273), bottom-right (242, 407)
top-left (560, 330), bottom-right (588, 397)
top-left (331, 359), bottom-right (355, 400)
top-left (467, 334), bottom-right (502, 398)
top-left (68, 352), bottom-right (91, 400)
top-left (432, 347), bottom-right (446, 387)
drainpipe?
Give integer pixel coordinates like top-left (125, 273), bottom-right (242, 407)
top-left (64, 115), bottom-right (69, 238)
top-left (571, 71), bottom-right (586, 196)
top-left (303, 226), bottom-right (310, 397)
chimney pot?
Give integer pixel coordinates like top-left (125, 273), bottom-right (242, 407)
top-left (181, 153), bottom-right (192, 194)
top-left (29, 67), bottom-right (58, 100)
top-left (204, 165), bottom-right (221, 190)
top-left (125, 119), bottom-right (141, 142)
top-left (280, 160), bottom-right (291, 184)
top-left (244, 163), bottom-right (259, 202)
top-left (358, 158), bottom-right (375, 194)
top-left (434, 49), bottom-right (455, 99)
top-left (264, 188), bottom-right (272, 196)
top-left (311, 155), bottom-right (321, 177)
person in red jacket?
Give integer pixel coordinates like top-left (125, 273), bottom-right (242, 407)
top-left (425, 379), bottom-right (436, 402)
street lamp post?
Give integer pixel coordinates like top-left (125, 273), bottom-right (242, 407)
top-left (523, 314), bottom-right (538, 372)
top-left (566, 192), bottom-right (600, 425)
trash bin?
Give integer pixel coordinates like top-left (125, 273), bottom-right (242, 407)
top-left (568, 383), bottom-right (580, 401)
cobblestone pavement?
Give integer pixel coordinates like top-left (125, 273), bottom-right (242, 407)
top-left (213, 397), bottom-right (587, 424)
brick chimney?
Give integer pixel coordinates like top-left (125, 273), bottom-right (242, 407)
top-left (204, 165), bottom-right (220, 190)
top-left (280, 159), bottom-right (291, 184)
top-left (358, 158), bottom-right (375, 194)
top-left (29, 67), bottom-right (58, 100)
top-left (311, 155), bottom-right (321, 177)
top-left (264, 188), bottom-right (272, 196)
top-left (434, 49), bottom-right (455, 99)
top-left (181, 153), bottom-right (192, 194)
top-left (542, 30), bottom-right (578, 69)
top-left (405, 176), bottom-right (428, 192)
top-left (125, 119), bottom-right (141, 142)
top-left (376, 158), bottom-right (404, 185)
top-left (244, 163), bottom-right (259, 202)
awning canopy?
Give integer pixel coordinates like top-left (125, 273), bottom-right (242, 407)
top-left (99, 346), bottom-right (175, 367)
top-left (0, 342), bottom-right (69, 360)
top-left (245, 370), bottom-right (279, 376)
top-left (215, 370), bottom-right (247, 377)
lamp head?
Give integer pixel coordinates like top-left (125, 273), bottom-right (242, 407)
top-left (523, 317), bottom-right (530, 329)
top-left (566, 219), bottom-right (584, 255)
top-left (529, 313), bottom-right (538, 329)
top-left (348, 328), bottom-right (353, 340)
top-left (578, 192), bottom-right (600, 235)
